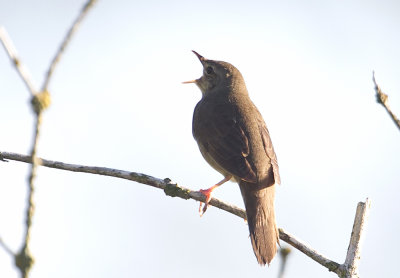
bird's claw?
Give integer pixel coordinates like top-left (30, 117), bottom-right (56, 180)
top-left (198, 188), bottom-right (212, 217)
top-left (199, 201), bottom-right (208, 216)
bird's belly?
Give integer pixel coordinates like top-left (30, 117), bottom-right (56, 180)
top-left (197, 143), bottom-right (235, 181)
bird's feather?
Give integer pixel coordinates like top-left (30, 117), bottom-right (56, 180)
top-left (193, 93), bottom-right (279, 185)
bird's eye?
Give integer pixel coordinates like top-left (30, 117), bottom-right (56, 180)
top-left (205, 66), bottom-right (213, 75)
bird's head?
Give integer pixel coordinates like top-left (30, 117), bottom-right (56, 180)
top-left (183, 51), bottom-right (245, 97)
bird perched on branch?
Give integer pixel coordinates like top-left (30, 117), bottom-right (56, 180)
top-left (184, 51), bottom-right (280, 265)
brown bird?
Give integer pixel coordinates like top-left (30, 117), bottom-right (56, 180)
top-left (184, 51), bottom-right (280, 265)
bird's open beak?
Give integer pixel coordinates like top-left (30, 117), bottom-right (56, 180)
top-left (192, 50), bottom-right (205, 63)
top-left (182, 79), bottom-right (197, 84)
top-left (182, 50), bottom-right (205, 84)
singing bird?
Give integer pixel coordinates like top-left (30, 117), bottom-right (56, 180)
top-left (184, 51), bottom-right (280, 265)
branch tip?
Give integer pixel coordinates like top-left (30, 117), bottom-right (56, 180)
top-left (372, 72), bottom-right (400, 131)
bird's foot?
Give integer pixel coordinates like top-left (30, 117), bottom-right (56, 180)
top-left (198, 187), bottom-right (215, 216)
top-left (197, 176), bottom-right (232, 216)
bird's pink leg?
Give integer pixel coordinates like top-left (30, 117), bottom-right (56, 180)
top-left (199, 176), bottom-right (232, 216)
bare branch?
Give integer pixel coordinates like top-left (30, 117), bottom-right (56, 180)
top-left (338, 199), bottom-right (371, 278)
top-left (372, 72), bottom-right (400, 131)
top-left (0, 151), bottom-right (246, 220)
top-left (1, 2), bottom-right (98, 277)
top-left (42, 0), bottom-right (98, 91)
top-left (0, 26), bottom-right (37, 95)
top-left (278, 228), bottom-right (341, 273)
top-left (15, 115), bottom-right (43, 278)
top-left (0, 151), bottom-right (371, 278)
top-left (0, 236), bottom-right (14, 257)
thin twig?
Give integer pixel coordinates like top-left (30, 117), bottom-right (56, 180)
top-left (25, 116), bottom-right (42, 246)
top-left (42, 0), bottom-right (98, 91)
top-left (372, 72), bottom-right (400, 131)
top-left (0, 27), bottom-right (37, 95)
top-left (278, 228), bottom-right (341, 274)
top-left (15, 115), bottom-right (43, 278)
top-left (0, 236), bottom-right (14, 257)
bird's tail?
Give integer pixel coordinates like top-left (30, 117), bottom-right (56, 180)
top-left (239, 182), bottom-right (279, 265)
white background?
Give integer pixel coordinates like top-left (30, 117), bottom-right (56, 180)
top-left (1, 0), bottom-right (399, 277)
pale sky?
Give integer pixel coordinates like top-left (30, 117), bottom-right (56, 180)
top-left (1, 0), bottom-right (400, 277)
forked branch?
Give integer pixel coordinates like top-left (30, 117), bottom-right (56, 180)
top-left (0, 1), bottom-right (98, 277)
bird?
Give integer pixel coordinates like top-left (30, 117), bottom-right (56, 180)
top-left (183, 51), bottom-right (280, 265)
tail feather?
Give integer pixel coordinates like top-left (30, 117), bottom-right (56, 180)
top-left (239, 182), bottom-right (278, 265)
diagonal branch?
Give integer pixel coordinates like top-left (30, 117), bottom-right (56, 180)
top-left (42, 0), bottom-right (98, 91)
top-left (372, 72), bottom-right (400, 131)
top-left (0, 151), bottom-right (370, 278)
top-left (0, 236), bottom-right (14, 257)
top-left (0, 27), bottom-right (37, 95)
top-left (279, 228), bottom-right (340, 273)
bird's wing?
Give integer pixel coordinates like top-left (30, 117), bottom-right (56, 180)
top-left (258, 116), bottom-right (281, 185)
top-left (193, 99), bottom-right (258, 183)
